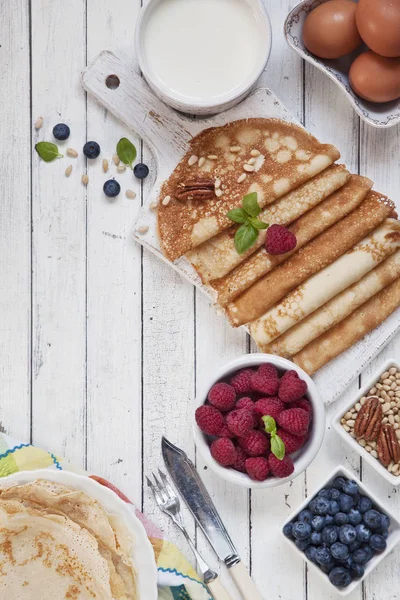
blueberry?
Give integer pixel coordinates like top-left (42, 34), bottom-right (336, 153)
top-left (308, 499), bottom-right (318, 514)
top-left (339, 524), bottom-right (357, 545)
top-left (377, 514), bottom-right (390, 533)
top-left (320, 559), bottom-right (336, 574)
top-left (332, 476), bottom-right (346, 491)
top-left (305, 545), bottom-right (318, 563)
top-left (339, 493), bottom-right (354, 512)
top-left (295, 538), bottom-right (310, 551)
top-left (315, 496), bottom-right (330, 515)
top-left (318, 488), bottom-right (331, 499)
top-left (348, 539), bottom-right (362, 552)
top-left (329, 501), bottom-right (340, 515)
top-left (311, 515), bottom-right (325, 531)
top-left (348, 508), bottom-right (362, 526)
top-left (299, 509), bottom-right (313, 524)
top-left (358, 495), bottom-right (373, 514)
top-left (363, 509), bottom-right (383, 530)
top-left (103, 179), bottom-right (121, 198)
top-left (53, 123), bottom-right (70, 141)
top-left (340, 556), bottom-right (354, 569)
top-left (134, 163), bottom-right (149, 179)
top-left (329, 567), bottom-right (352, 588)
top-left (331, 542), bottom-right (349, 561)
top-left (369, 534), bottom-right (387, 553)
top-left (343, 480), bottom-right (359, 496)
top-left (334, 512), bottom-right (349, 526)
top-left (381, 530), bottom-right (389, 540)
top-left (351, 562), bottom-right (365, 579)
top-left (352, 545), bottom-right (374, 565)
top-left (83, 141), bottom-right (101, 159)
top-left (283, 522), bottom-right (293, 539)
top-left (325, 515), bottom-right (335, 526)
top-left (315, 545), bottom-right (332, 566)
top-left (322, 525), bottom-right (338, 546)
top-left (311, 531), bottom-right (322, 545)
top-left (292, 521), bottom-right (311, 541)
top-left (356, 523), bottom-right (371, 542)
top-left (330, 488), bottom-right (341, 501)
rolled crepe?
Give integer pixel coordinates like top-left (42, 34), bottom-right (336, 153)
top-left (293, 277), bottom-right (400, 375)
top-left (266, 249), bottom-right (400, 357)
top-left (187, 164), bottom-right (350, 282)
top-left (213, 175), bottom-right (372, 306)
top-left (250, 219), bottom-right (400, 347)
top-left (226, 191), bottom-right (394, 326)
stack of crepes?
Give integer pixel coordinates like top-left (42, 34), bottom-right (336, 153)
top-left (158, 118), bottom-right (400, 375)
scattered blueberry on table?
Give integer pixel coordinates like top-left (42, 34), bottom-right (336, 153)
top-left (103, 180), bottom-right (121, 198)
top-left (83, 141), bottom-right (101, 159)
top-left (283, 476), bottom-right (390, 588)
top-left (53, 123), bottom-right (70, 141)
top-left (134, 163), bottom-right (149, 179)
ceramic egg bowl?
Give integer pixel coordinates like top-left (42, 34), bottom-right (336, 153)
top-left (284, 0), bottom-right (400, 128)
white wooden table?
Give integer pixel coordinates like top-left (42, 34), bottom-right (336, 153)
top-left (1, 1), bottom-right (399, 598)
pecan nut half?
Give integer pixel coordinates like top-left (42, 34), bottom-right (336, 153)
top-left (378, 425), bottom-right (400, 467)
top-left (175, 178), bottom-right (215, 201)
top-left (354, 396), bottom-right (382, 441)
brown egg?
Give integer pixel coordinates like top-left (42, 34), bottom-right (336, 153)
top-left (302, 0), bottom-right (362, 59)
top-left (356, 0), bottom-right (400, 58)
top-left (349, 51), bottom-right (400, 102)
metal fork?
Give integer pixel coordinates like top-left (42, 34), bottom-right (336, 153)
top-left (147, 470), bottom-right (233, 600)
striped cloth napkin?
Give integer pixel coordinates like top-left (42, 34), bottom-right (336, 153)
top-left (0, 433), bottom-right (211, 600)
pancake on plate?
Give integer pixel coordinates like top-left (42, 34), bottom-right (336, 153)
top-left (0, 480), bottom-right (137, 600)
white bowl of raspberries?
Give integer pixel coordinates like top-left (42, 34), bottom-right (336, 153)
top-left (194, 354), bottom-right (325, 488)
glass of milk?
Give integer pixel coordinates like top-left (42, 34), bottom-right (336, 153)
top-left (135, 0), bottom-right (272, 114)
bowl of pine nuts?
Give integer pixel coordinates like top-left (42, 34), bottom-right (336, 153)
top-left (332, 360), bottom-right (400, 486)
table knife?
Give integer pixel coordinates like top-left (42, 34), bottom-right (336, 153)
top-left (162, 437), bottom-right (264, 600)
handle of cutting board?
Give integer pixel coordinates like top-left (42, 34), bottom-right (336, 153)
top-left (229, 561), bottom-right (264, 600)
top-left (207, 575), bottom-right (234, 600)
top-left (81, 50), bottom-right (193, 159)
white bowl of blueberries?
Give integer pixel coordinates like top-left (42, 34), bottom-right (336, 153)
top-left (282, 466), bottom-right (400, 595)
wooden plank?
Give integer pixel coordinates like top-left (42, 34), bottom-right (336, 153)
top-left (30, 0), bottom-right (87, 466)
top-left (0, 0), bottom-right (31, 441)
top-left (85, 0), bottom-right (143, 505)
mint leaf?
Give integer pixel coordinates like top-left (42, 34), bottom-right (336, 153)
top-left (242, 192), bottom-right (261, 217)
top-left (250, 218), bottom-right (269, 230)
top-left (262, 415), bottom-right (277, 435)
top-left (227, 208), bottom-right (248, 224)
top-left (117, 137), bottom-right (137, 167)
top-left (271, 435), bottom-right (286, 461)
top-left (35, 142), bottom-right (63, 162)
top-left (234, 224), bottom-right (258, 255)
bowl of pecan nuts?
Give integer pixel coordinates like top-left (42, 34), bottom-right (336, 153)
top-left (332, 360), bottom-right (400, 486)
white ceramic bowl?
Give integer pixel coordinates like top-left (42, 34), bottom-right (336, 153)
top-left (332, 359), bottom-right (400, 487)
top-left (282, 465), bottom-right (400, 595)
top-left (0, 469), bottom-right (158, 600)
top-left (135, 0), bottom-right (272, 115)
top-left (194, 354), bottom-right (325, 489)
top-left (284, 0), bottom-right (400, 128)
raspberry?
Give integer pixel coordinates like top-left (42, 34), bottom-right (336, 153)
top-left (279, 370), bottom-right (308, 403)
top-left (277, 408), bottom-right (310, 437)
top-left (236, 397), bottom-right (258, 427)
top-left (265, 224), bottom-right (297, 255)
top-left (290, 398), bottom-right (312, 417)
top-left (245, 457), bottom-right (270, 481)
top-left (219, 424), bottom-right (235, 438)
top-left (230, 369), bottom-right (254, 394)
top-left (232, 447), bottom-right (248, 473)
top-left (226, 408), bottom-right (254, 437)
top-left (251, 363), bottom-right (279, 396)
top-left (195, 405), bottom-right (225, 436)
top-left (210, 438), bottom-right (237, 466)
top-left (238, 430), bottom-right (269, 457)
top-left (268, 454), bottom-right (295, 478)
top-left (254, 397), bottom-right (284, 420)
top-left (278, 429), bottom-right (307, 454)
top-left (208, 382), bottom-right (236, 412)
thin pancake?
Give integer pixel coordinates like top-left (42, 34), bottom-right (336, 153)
top-left (226, 191), bottom-right (394, 326)
top-left (266, 250), bottom-right (400, 358)
top-left (158, 118), bottom-right (340, 260)
top-left (213, 174), bottom-right (372, 306)
top-left (250, 219), bottom-right (400, 347)
top-left (187, 164), bottom-right (350, 282)
top-left (293, 277), bottom-right (400, 375)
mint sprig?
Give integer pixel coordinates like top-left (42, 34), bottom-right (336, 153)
top-left (262, 415), bottom-right (286, 461)
top-left (116, 137), bottom-right (137, 168)
top-left (227, 192), bottom-right (268, 254)
top-left (35, 141), bottom-right (63, 162)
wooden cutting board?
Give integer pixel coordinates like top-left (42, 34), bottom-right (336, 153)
top-left (81, 51), bottom-right (400, 404)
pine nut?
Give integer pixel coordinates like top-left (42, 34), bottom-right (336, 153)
top-left (126, 190), bottom-right (136, 199)
top-left (215, 188), bottom-right (223, 197)
top-left (215, 178), bottom-right (221, 189)
top-left (150, 202), bottom-right (158, 211)
top-left (117, 165), bottom-right (126, 173)
top-left (248, 157), bottom-right (257, 165)
top-left (250, 149), bottom-right (260, 157)
top-left (347, 419), bottom-right (355, 427)
top-left (198, 157), bottom-right (206, 168)
top-left (137, 225), bottom-right (149, 234)
top-left (237, 173), bottom-right (247, 183)
top-left (207, 155), bottom-right (218, 160)
top-left (162, 196), bottom-right (171, 206)
top-left (243, 164), bottom-right (255, 173)
top-left (188, 155), bottom-right (198, 166)
top-left (65, 165), bottom-right (72, 177)
top-left (389, 367), bottom-right (397, 375)
top-left (230, 146), bottom-right (241, 153)
top-left (365, 445), bottom-right (371, 452)
top-left (81, 174), bottom-right (89, 185)
top-left (371, 450), bottom-right (378, 458)
top-left (102, 159), bottom-right (109, 173)
top-left (345, 412), bottom-right (353, 420)
top-left (35, 116), bottom-right (44, 129)
top-left (359, 439), bottom-right (366, 447)
top-left (113, 154), bottom-right (120, 166)
top-left (67, 148), bottom-right (78, 158)
top-left (355, 403), bottom-right (361, 412)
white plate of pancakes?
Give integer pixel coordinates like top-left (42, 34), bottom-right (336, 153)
top-left (0, 469), bottom-right (158, 600)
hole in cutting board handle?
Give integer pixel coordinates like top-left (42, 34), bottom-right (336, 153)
top-left (105, 74), bottom-right (120, 90)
